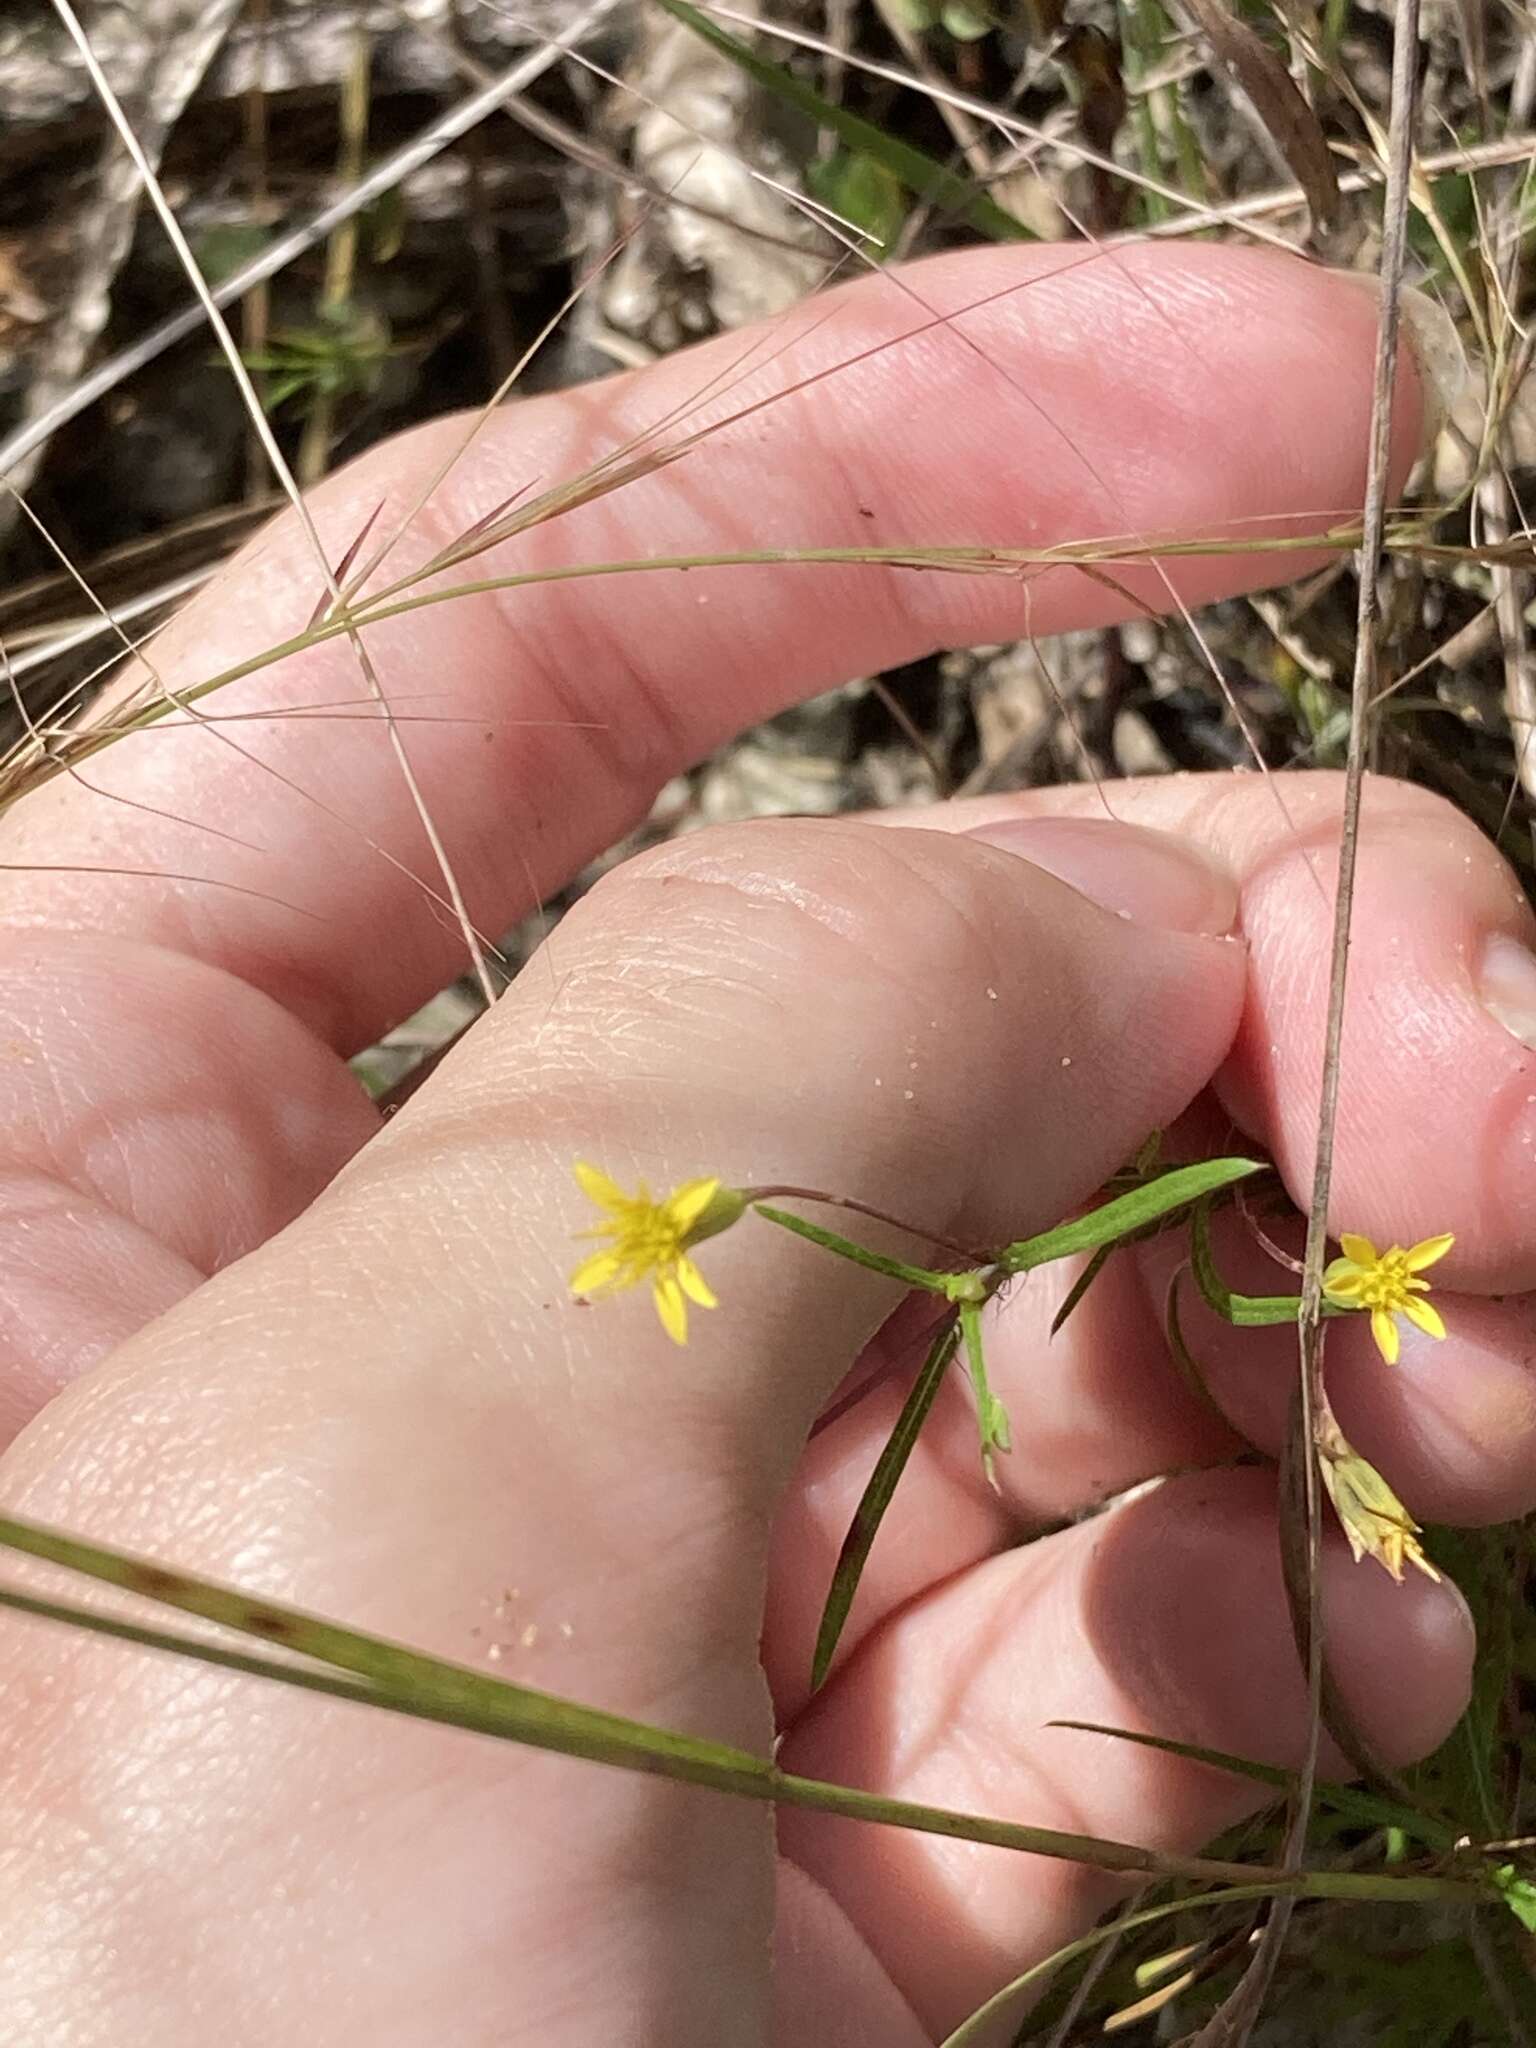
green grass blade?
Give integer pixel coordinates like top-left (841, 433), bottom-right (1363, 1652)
top-left (811, 1319), bottom-right (961, 1691)
top-left (652, 0), bottom-right (1036, 243)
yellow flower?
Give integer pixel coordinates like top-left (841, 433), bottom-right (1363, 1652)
top-left (1322, 1231), bottom-right (1454, 1365)
top-left (569, 1162), bottom-right (743, 1345)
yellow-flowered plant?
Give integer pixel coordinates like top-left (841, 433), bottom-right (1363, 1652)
top-left (1321, 1232), bottom-right (1454, 1365)
top-left (568, 1163), bottom-right (745, 1345)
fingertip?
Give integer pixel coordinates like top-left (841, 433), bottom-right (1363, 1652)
top-left (1214, 780), bottom-right (1536, 1290)
top-left (1084, 1467), bottom-right (1473, 1775)
top-left (1322, 1509), bottom-right (1476, 1769)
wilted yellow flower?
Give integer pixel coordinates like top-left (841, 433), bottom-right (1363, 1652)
top-left (569, 1162), bottom-right (744, 1345)
top-left (1316, 1404), bottom-right (1440, 1584)
top-left (1322, 1231), bottom-right (1454, 1365)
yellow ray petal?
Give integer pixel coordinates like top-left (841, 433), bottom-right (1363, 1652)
top-left (1404, 1232), bottom-right (1455, 1273)
top-left (570, 1249), bottom-right (624, 1296)
top-left (1338, 1233), bottom-right (1380, 1267)
top-left (574, 1160), bottom-right (630, 1212)
top-left (1401, 1295), bottom-right (1447, 1341)
top-left (653, 1273), bottom-right (689, 1344)
top-left (1370, 1308), bottom-right (1401, 1365)
top-left (677, 1257), bottom-right (718, 1309)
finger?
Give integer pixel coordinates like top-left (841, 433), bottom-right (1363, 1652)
top-left (0, 817), bottom-right (1244, 2044)
top-left (0, 246), bottom-right (1426, 1050)
top-left (896, 777), bottom-right (1536, 1289)
top-left (777, 1466), bottom-right (1474, 2038)
top-left (0, 929), bottom-right (378, 1423)
top-left (0, 249), bottom-right (1425, 1408)
top-left (763, 824), bottom-right (1241, 1708)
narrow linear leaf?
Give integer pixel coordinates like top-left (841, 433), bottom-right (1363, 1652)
top-left (0, 1517), bottom-right (1486, 1905)
top-left (1421, 1525), bottom-right (1518, 1841)
top-left (1164, 1269), bottom-right (1230, 1423)
top-left (1002, 1157), bottom-right (1264, 1274)
top-left (811, 1319), bottom-right (961, 1691)
top-left (1189, 1197), bottom-right (1342, 1327)
top-left (1048, 1721), bottom-right (1457, 1848)
top-left (1049, 1240), bottom-right (1114, 1336)
top-left (753, 1203), bottom-right (954, 1292)
top-left (939, 1882), bottom-right (1323, 2048)
top-left (1177, 0), bottom-right (1339, 238)
top-left (653, 0), bottom-right (1036, 243)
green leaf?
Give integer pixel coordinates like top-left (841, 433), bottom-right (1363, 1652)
top-left (8, 1509), bottom-right (1368, 1882)
top-left (1493, 1865), bottom-right (1536, 1935)
top-left (805, 148), bottom-right (909, 252)
top-left (1048, 1240), bottom-right (1114, 1336)
top-left (1048, 1721), bottom-right (1458, 1849)
top-left (1188, 1195), bottom-right (1343, 1326)
top-left (652, 0), bottom-right (1036, 242)
top-left (752, 1203), bottom-right (954, 1292)
top-left (811, 1319), bottom-right (961, 1691)
top-left (1413, 1523), bottom-right (1519, 1839)
top-left (1001, 1157), bottom-right (1265, 1274)
top-left (1163, 1269), bottom-right (1229, 1422)
top-left (939, 0), bottom-right (995, 36)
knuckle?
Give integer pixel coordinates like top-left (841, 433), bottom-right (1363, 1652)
top-left (571, 819), bottom-right (1014, 1015)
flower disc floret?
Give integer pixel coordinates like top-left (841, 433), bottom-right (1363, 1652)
top-left (569, 1161), bottom-right (742, 1344)
top-left (1322, 1231), bottom-right (1454, 1365)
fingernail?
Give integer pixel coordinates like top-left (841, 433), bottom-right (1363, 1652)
top-left (1326, 269), bottom-right (1468, 456)
top-left (1477, 931), bottom-right (1536, 1050)
top-left (963, 817), bottom-right (1238, 936)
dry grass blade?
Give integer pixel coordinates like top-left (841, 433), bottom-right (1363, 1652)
top-left (1176, 0), bottom-right (1339, 244)
top-left (48, 0), bottom-right (501, 1004)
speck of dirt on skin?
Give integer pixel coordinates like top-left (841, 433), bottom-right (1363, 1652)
top-left (903, 1089), bottom-right (914, 1101)
top-left (1061, 1056), bottom-right (1072, 1068)
top-left (488, 1644), bottom-right (503, 1662)
top-left (520, 1624), bottom-right (539, 1650)
top-left (986, 987), bottom-right (998, 1000)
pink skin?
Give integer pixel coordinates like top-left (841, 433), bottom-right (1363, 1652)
top-left (0, 240), bottom-right (1524, 2044)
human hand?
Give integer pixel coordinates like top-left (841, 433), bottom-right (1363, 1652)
top-left (0, 242), bottom-right (1530, 2046)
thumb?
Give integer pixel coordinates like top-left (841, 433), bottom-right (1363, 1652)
top-left (0, 815), bottom-right (1243, 2046)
